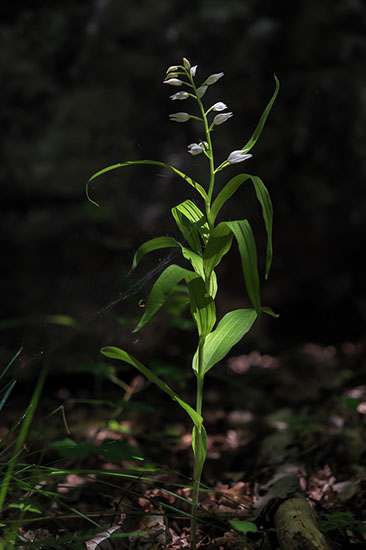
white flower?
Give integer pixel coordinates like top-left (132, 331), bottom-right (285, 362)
top-left (190, 65), bottom-right (198, 77)
top-left (164, 78), bottom-right (183, 86)
top-left (212, 102), bottom-right (227, 111)
top-left (227, 150), bottom-right (253, 164)
top-left (166, 65), bottom-right (178, 73)
top-left (205, 72), bottom-right (224, 85)
top-left (196, 85), bottom-right (208, 98)
top-left (169, 112), bottom-right (190, 122)
top-left (183, 57), bottom-right (191, 70)
top-left (213, 112), bottom-right (233, 125)
top-left (188, 143), bottom-right (204, 155)
top-left (187, 141), bottom-right (208, 155)
top-left (170, 91), bottom-right (189, 100)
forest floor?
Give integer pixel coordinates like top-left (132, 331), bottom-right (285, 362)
top-left (1, 339), bottom-right (366, 549)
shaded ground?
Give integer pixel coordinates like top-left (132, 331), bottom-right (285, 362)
top-left (1, 337), bottom-right (366, 548)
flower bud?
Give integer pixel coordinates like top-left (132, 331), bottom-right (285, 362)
top-left (212, 102), bottom-right (227, 111)
top-left (188, 143), bottom-right (204, 155)
top-left (164, 78), bottom-right (183, 86)
top-left (196, 86), bottom-right (208, 99)
top-left (190, 65), bottom-right (198, 77)
top-left (227, 150), bottom-right (253, 164)
top-left (170, 91), bottom-right (189, 100)
top-left (166, 65), bottom-right (178, 73)
top-left (213, 112), bottom-right (233, 125)
top-left (183, 57), bottom-right (191, 70)
top-left (205, 72), bottom-right (224, 85)
top-left (169, 112), bottom-right (190, 122)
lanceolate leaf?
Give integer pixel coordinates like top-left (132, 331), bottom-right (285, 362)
top-left (192, 425), bottom-right (207, 478)
top-left (101, 347), bottom-right (203, 427)
top-left (186, 274), bottom-right (216, 337)
top-left (250, 175), bottom-right (273, 279)
top-left (133, 264), bottom-right (193, 332)
top-left (240, 75), bottom-right (280, 154)
top-left (210, 174), bottom-right (273, 278)
top-left (210, 174), bottom-right (251, 225)
top-left (131, 236), bottom-right (180, 271)
top-left (87, 160), bottom-right (208, 206)
top-left (225, 220), bottom-right (261, 314)
top-left (172, 200), bottom-right (210, 245)
top-left (172, 205), bottom-right (201, 253)
top-left (203, 223), bottom-right (233, 280)
top-left (261, 306), bottom-right (279, 318)
top-left (192, 309), bottom-right (257, 374)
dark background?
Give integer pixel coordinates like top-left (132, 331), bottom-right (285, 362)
top-left (1, 0), bottom-right (365, 376)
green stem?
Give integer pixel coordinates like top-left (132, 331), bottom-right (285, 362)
top-left (190, 339), bottom-right (205, 550)
top-left (186, 70), bottom-right (216, 228)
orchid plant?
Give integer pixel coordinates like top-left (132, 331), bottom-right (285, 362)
top-left (87, 58), bottom-right (279, 550)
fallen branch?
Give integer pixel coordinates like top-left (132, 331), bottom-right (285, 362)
top-left (274, 493), bottom-right (333, 550)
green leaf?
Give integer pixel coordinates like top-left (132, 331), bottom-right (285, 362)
top-left (192, 425), bottom-right (207, 478)
top-left (203, 223), bottom-right (233, 280)
top-left (229, 520), bottom-right (258, 534)
top-left (98, 438), bottom-right (143, 461)
top-left (240, 75), bottom-right (279, 154)
top-left (210, 174), bottom-right (251, 225)
top-left (261, 306), bottom-right (279, 317)
top-left (225, 220), bottom-right (261, 314)
top-left (133, 264), bottom-right (193, 332)
top-left (186, 274), bottom-right (216, 337)
top-left (101, 347), bottom-right (203, 427)
top-left (172, 205), bottom-right (202, 253)
top-left (180, 246), bottom-right (205, 276)
top-left (250, 175), bottom-right (273, 278)
top-left (131, 236), bottom-right (180, 271)
top-left (192, 309), bottom-right (257, 374)
top-left (210, 174), bottom-right (273, 279)
top-left (172, 200), bottom-right (210, 251)
top-left (49, 438), bottom-right (96, 459)
top-left (9, 503), bottom-right (42, 514)
top-left (87, 160), bottom-right (208, 206)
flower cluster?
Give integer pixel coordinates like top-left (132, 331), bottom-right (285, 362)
top-left (163, 58), bottom-right (252, 166)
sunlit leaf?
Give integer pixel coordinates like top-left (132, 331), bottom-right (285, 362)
top-left (131, 236), bottom-right (180, 271)
top-left (172, 200), bottom-right (210, 251)
top-left (250, 175), bottom-right (273, 278)
top-left (210, 174), bottom-right (251, 224)
top-left (240, 75), bottom-right (279, 154)
top-left (192, 425), bottom-right (207, 478)
top-left (87, 160), bottom-right (208, 206)
top-left (226, 220), bottom-right (261, 314)
top-left (186, 274), bottom-right (216, 337)
top-left (229, 519), bottom-right (258, 534)
top-left (210, 174), bottom-right (273, 278)
top-left (172, 205), bottom-right (201, 253)
top-left (192, 309), bottom-right (257, 374)
top-left (133, 264), bottom-right (193, 332)
top-left (203, 223), bottom-right (233, 280)
top-left (101, 347), bottom-right (203, 426)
